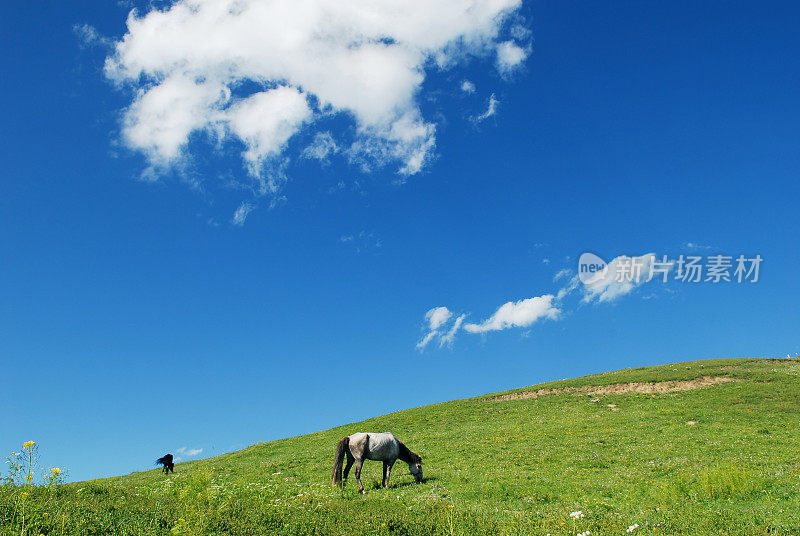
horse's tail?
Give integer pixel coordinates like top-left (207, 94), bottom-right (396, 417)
top-left (331, 436), bottom-right (349, 487)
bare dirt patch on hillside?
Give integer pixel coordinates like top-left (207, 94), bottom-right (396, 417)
top-left (487, 376), bottom-right (741, 402)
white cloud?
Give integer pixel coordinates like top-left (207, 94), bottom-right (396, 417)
top-left (440, 314), bottom-right (466, 347)
top-left (416, 253), bottom-right (673, 348)
top-left (74, 23), bottom-right (113, 48)
top-left (302, 131), bottom-right (339, 162)
top-left (509, 23), bottom-right (532, 42)
top-left (556, 275), bottom-right (580, 300)
top-left (348, 112), bottom-right (436, 176)
top-left (685, 242), bottom-right (713, 250)
top-left (176, 446), bottom-right (203, 457)
top-left (339, 230), bottom-right (382, 251)
top-left (553, 268), bottom-right (572, 282)
top-left (417, 306), bottom-right (457, 350)
top-left (231, 202), bottom-right (255, 226)
top-left (416, 331), bottom-right (438, 350)
top-left (122, 74), bottom-right (229, 167)
top-left (460, 80), bottom-right (476, 94)
top-left (226, 87), bottom-right (313, 181)
top-left (496, 40), bottom-right (528, 74)
top-left (463, 295), bottom-right (559, 333)
top-left (106, 0), bottom-right (527, 183)
top-left (578, 253), bottom-right (665, 303)
top-left (425, 306), bottom-right (452, 331)
top-left (473, 93), bottom-right (499, 122)
top-left (417, 293), bottom-right (561, 348)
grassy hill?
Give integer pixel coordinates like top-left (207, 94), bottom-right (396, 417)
top-left (3, 358), bottom-right (800, 535)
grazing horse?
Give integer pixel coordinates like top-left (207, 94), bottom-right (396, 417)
top-left (156, 454), bottom-right (174, 474)
top-left (331, 432), bottom-right (423, 494)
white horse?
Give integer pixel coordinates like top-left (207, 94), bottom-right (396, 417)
top-left (331, 432), bottom-right (423, 494)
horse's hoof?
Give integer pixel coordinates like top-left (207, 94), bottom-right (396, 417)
top-left (360, 490), bottom-right (367, 495)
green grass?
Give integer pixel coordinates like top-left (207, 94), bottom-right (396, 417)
top-left (4, 357), bottom-right (800, 535)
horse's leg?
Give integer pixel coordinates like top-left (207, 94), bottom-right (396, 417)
top-left (381, 462), bottom-right (388, 488)
top-left (354, 459), bottom-right (365, 494)
top-left (384, 461), bottom-right (394, 488)
top-left (343, 453), bottom-right (355, 487)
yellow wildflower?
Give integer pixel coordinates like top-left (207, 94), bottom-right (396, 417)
top-left (23, 441), bottom-right (36, 450)
top-left (51, 467), bottom-right (62, 475)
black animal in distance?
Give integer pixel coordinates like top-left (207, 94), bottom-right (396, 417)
top-left (156, 454), bottom-right (174, 474)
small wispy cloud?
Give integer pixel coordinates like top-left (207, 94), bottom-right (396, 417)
top-left (417, 306), bottom-right (459, 350)
top-left (553, 268), bottom-right (572, 282)
top-left (231, 202), bottom-right (255, 226)
top-left (439, 314), bottom-right (466, 347)
top-left (460, 80), bottom-right (476, 94)
top-left (416, 253), bottom-right (673, 349)
top-left (176, 446), bottom-right (203, 457)
top-left (473, 93), bottom-right (499, 123)
top-left (73, 23), bottom-right (113, 49)
top-left (496, 41), bottom-right (528, 75)
top-left (339, 231), bottom-right (381, 252)
top-left (685, 242), bottom-right (713, 250)
top-left (301, 131), bottom-right (339, 162)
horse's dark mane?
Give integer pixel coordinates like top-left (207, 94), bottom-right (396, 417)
top-left (397, 441), bottom-right (421, 464)
top-left (155, 454), bottom-right (174, 475)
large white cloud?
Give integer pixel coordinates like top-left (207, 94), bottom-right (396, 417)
top-left (106, 0), bottom-right (527, 182)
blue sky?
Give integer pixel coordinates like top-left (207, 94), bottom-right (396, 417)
top-left (1, 1), bottom-right (799, 482)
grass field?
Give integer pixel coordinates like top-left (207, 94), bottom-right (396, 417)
top-left (3, 357), bottom-right (800, 535)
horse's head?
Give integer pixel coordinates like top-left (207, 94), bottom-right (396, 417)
top-left (409, 454), bottom-right (423, 483)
